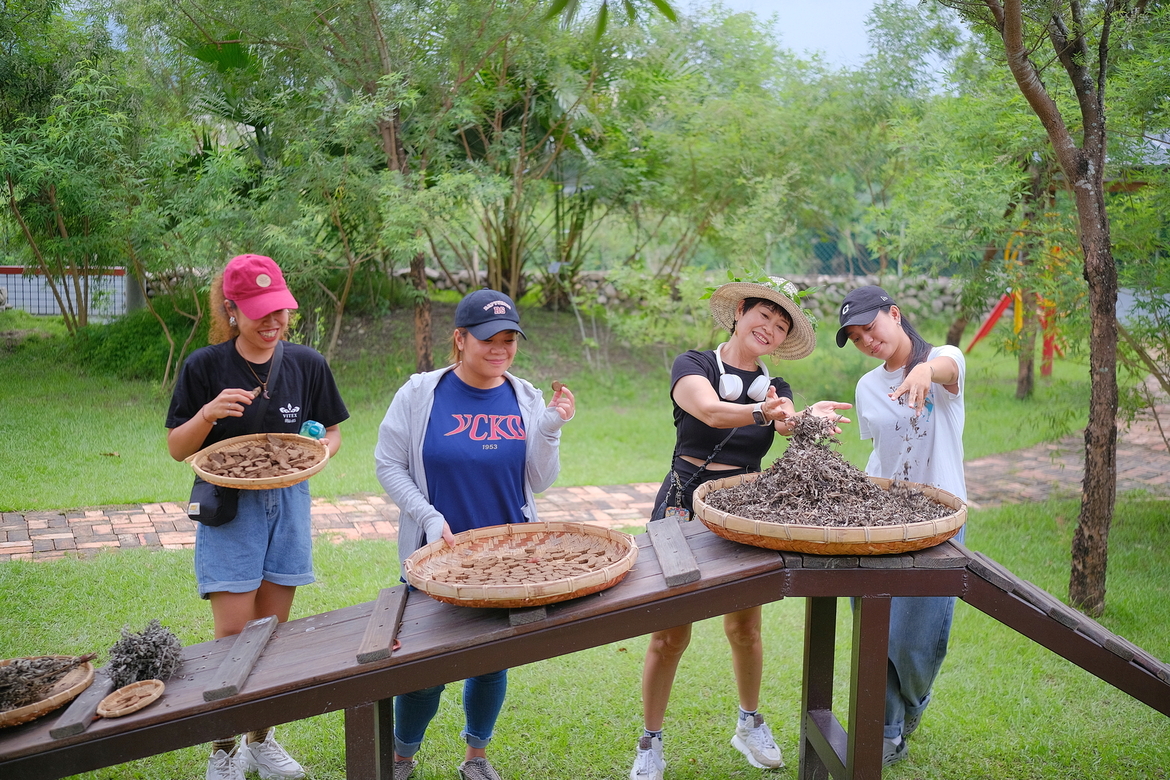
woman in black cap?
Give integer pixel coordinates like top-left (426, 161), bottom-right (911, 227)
top-left (374, 289), bottom-right (575, 780)
top-left (629, 277), bottom-right (850, 780)
top-left (836, 284), bottom-right (966, 767)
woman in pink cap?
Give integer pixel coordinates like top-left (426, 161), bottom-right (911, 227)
top-left (166, 254), bottom-right (349, 780)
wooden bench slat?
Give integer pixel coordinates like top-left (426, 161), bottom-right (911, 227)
top-left (49, 671), bottom-right (115, 739)
top-left (911, 541), bottom-right (970, 569)
top-left (356, 586), bottom-right (409, 664)
top-left (203, 616), bottom-right (278, 702)
top-left (647, 517), bottom-right (701, 587)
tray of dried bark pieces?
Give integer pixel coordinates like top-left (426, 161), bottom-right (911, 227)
top-left (188, 433), bottom-right (329, 489)
top-left (0, 655), bottom-right (95, 729)
top-left (404, 522), bottom-right (639, 608)
top-left (693, 415), bottom-right (965, 555)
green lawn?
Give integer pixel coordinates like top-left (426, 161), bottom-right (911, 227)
top-left (0, 307), bottom-right (1090, 511)
top-left (0, 498), bottom-right (1165, 779)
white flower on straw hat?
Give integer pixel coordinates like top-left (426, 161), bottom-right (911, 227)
top-left (707, 275), bottom-right (818, 360)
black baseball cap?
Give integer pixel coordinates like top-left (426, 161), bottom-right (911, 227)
top-left (455, 289), bottom-right (527, 340)
top-left (835, 286), bottom-right (895, 347)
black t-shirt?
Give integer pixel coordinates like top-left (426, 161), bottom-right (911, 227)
top-left (166, 339), bottom-right (349, 450)
top-left (670, 349), bottom-right (793, 469)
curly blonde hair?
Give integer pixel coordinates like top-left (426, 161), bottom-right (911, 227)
top-left (207, 273), bottom-right (238, 345)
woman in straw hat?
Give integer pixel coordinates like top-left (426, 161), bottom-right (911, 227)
top-left (835, 285), bottom-right (966, 767)
top-left (166, 254), bottom-right (349, 780)
top-left (630, 277), bottom-right (851, 780)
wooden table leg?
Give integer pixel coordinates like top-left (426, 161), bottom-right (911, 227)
top-left (344, 698), bottom-right (394, 780)
top-left (847, 595), bottom-right (891, 780)
top-left (800, 596), bottom-right (842, 780)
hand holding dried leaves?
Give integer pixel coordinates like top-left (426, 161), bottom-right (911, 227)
top-left (704, 413), bottom-right (951, 527)
top-left (0, 654), bottom-right (96, 712)
top-left (107, 619), bottom-right (182, 689)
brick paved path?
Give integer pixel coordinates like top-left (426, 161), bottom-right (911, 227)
top-left (4, 409), bottom-right (1167, 563)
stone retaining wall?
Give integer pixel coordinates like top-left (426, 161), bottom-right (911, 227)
top-left (397, 267), bottom-right (961, 322)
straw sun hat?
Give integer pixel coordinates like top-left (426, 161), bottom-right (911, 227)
top-left (708, 276), bottom-right (817, 360)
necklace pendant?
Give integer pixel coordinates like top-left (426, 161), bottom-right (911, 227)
top-left (262, 389), bottom-right (270, 399)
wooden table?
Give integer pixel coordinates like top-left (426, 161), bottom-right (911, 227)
top-left (2, 521), bottom-right (1167, 780)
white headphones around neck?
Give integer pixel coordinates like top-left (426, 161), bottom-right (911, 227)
top-left (714, 343), bottom-right (771, 401)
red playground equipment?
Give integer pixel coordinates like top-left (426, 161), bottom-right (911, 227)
top-left (966, 289), bottom-right (1063, 376)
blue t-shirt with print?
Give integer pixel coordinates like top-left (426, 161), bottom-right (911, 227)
top-left (423, 371), bottom-right (527, 534)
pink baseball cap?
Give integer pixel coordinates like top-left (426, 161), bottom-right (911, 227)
top-left (223, 254), bottom-right (299, 320)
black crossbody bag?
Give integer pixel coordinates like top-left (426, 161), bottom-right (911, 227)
top-left (187, 342), bottom-right (285, 526)
top-left (650, 427), bottom-right (737, 523)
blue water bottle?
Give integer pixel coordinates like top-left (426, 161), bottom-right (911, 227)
top-left (299, 420), bottom-right (326, 440)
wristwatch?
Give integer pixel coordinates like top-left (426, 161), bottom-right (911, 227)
top-left (752, 402), bottom-right (770, 426)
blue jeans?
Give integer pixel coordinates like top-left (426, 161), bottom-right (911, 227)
top-left (393, 669), bottom-right (508, 757)
top-left (854, 525), bottom-right (965, 740)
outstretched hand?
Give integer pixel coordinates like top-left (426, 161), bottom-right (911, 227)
top-left (549, 381), bottom-right (576, 421)
top-left (806, 400), bottom-right (852, 434)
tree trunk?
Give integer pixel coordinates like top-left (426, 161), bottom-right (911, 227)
top-left (1069, 200), bottom-right (1118, 617)
top-left (411, 252), bottom-right (433, 373)
top-left (1015, 295), bottom-right (1036, 399)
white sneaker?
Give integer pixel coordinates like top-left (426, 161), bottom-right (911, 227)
top-left (207, 748), bottom-right (245, 780)
top-left (731, 713), bottom-right (784, 769)
top-left (240, 729), bottom-right (305, 780)
top-left (630, 734), bottom-right (666, 780)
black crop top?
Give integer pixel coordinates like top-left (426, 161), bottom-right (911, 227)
top-left (670, 349), bottom-right (793, 469)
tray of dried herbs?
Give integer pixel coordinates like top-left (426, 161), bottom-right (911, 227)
top-left (405, 521), bottom-right (639, 608)
top-left (0, 654), bottom-right (96, 728)
top-left (694, 414), bottom-right (965, 555)
top-left (189, 433), bottom-right (329, 489)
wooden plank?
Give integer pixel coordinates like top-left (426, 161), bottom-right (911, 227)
top-left (357, 586), bottom-right (409, 664)
top-left (647, 517), bottom-right (701, 586)
top-left (780, 552), bottom-right (804, 569)
top-left (966, 551), bottom-right (1015, 593)
top-left (858, 554), bottom-right (914, 569)
top-left (203, 616), bottom-right (278, 702)
top-left (911, 541), bottom-right (970, 569)
top-left (49, 671), bottom-right (115, 739)
top-left (801, 555), bottom-right (859, 570)
top-left (508, 607), bottom-right (548, 626)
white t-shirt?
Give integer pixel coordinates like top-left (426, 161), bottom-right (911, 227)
top-left (855, 344), bottom-right (966, 501)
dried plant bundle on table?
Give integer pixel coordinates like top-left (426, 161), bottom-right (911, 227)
top-left (0, 654), bottom-right (96, 712)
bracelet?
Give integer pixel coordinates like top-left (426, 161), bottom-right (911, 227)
top-left (201, 406), bottom-right (216, 425)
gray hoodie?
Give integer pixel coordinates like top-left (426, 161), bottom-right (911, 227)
top-left (374, 365), bottom-right (569, 575)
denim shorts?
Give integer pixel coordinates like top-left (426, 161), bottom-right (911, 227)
top-left (194, 481), bottom-right (315, 597)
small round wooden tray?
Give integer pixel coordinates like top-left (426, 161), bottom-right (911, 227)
top-left (0, 657), bottom-right (94, 729)
top-left (405, 522), bottom-right (639, 608)
top-left (694, 473), bottom-right (966, 555)
top-left (188, 433), bottom-right (329, 490)
top-left (97, 679), bottom-right (165, 718)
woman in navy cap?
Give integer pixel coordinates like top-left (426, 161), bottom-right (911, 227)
top-left (166, 254), bottom-right (349, 780)
top-left (836, 284), bottom-right (966, 767)
top-left (375, 289), bottom-right (575, 780)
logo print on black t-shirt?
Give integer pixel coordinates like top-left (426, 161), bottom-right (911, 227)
top-left (444, 414), bottom-right (525, 440)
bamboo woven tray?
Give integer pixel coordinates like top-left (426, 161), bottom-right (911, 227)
top-left (97, 679), bottom-right (165, 718)
top-left (188, 433), bottom-right (329, 490)
top-left (0, 657), bottom-right (94, 729)
top-left (694, 473), bottom-right (966, 555)
top-left (405, 522), bottom-right (639, 608)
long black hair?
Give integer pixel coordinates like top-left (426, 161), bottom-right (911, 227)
top-left (882, 305), bottom-right (933, 379)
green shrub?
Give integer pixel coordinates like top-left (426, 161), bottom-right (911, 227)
top-left (74, 297), bottom-right (208, 381)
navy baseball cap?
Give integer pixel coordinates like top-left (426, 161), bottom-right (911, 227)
top-left (835, 286), bottom-right (895, 347)
top-left (455, 289), bottom-right (526, 340)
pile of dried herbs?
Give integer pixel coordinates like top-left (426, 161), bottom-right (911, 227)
top-left (106, 619), bottom-right (183, 688)
top-left (703, 413), bottom-right (951, 527)
top-left (0, 654), bottom-right (96, 712)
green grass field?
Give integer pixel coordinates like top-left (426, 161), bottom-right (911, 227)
top-left (0, 305), bottom-right (1091, 511)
